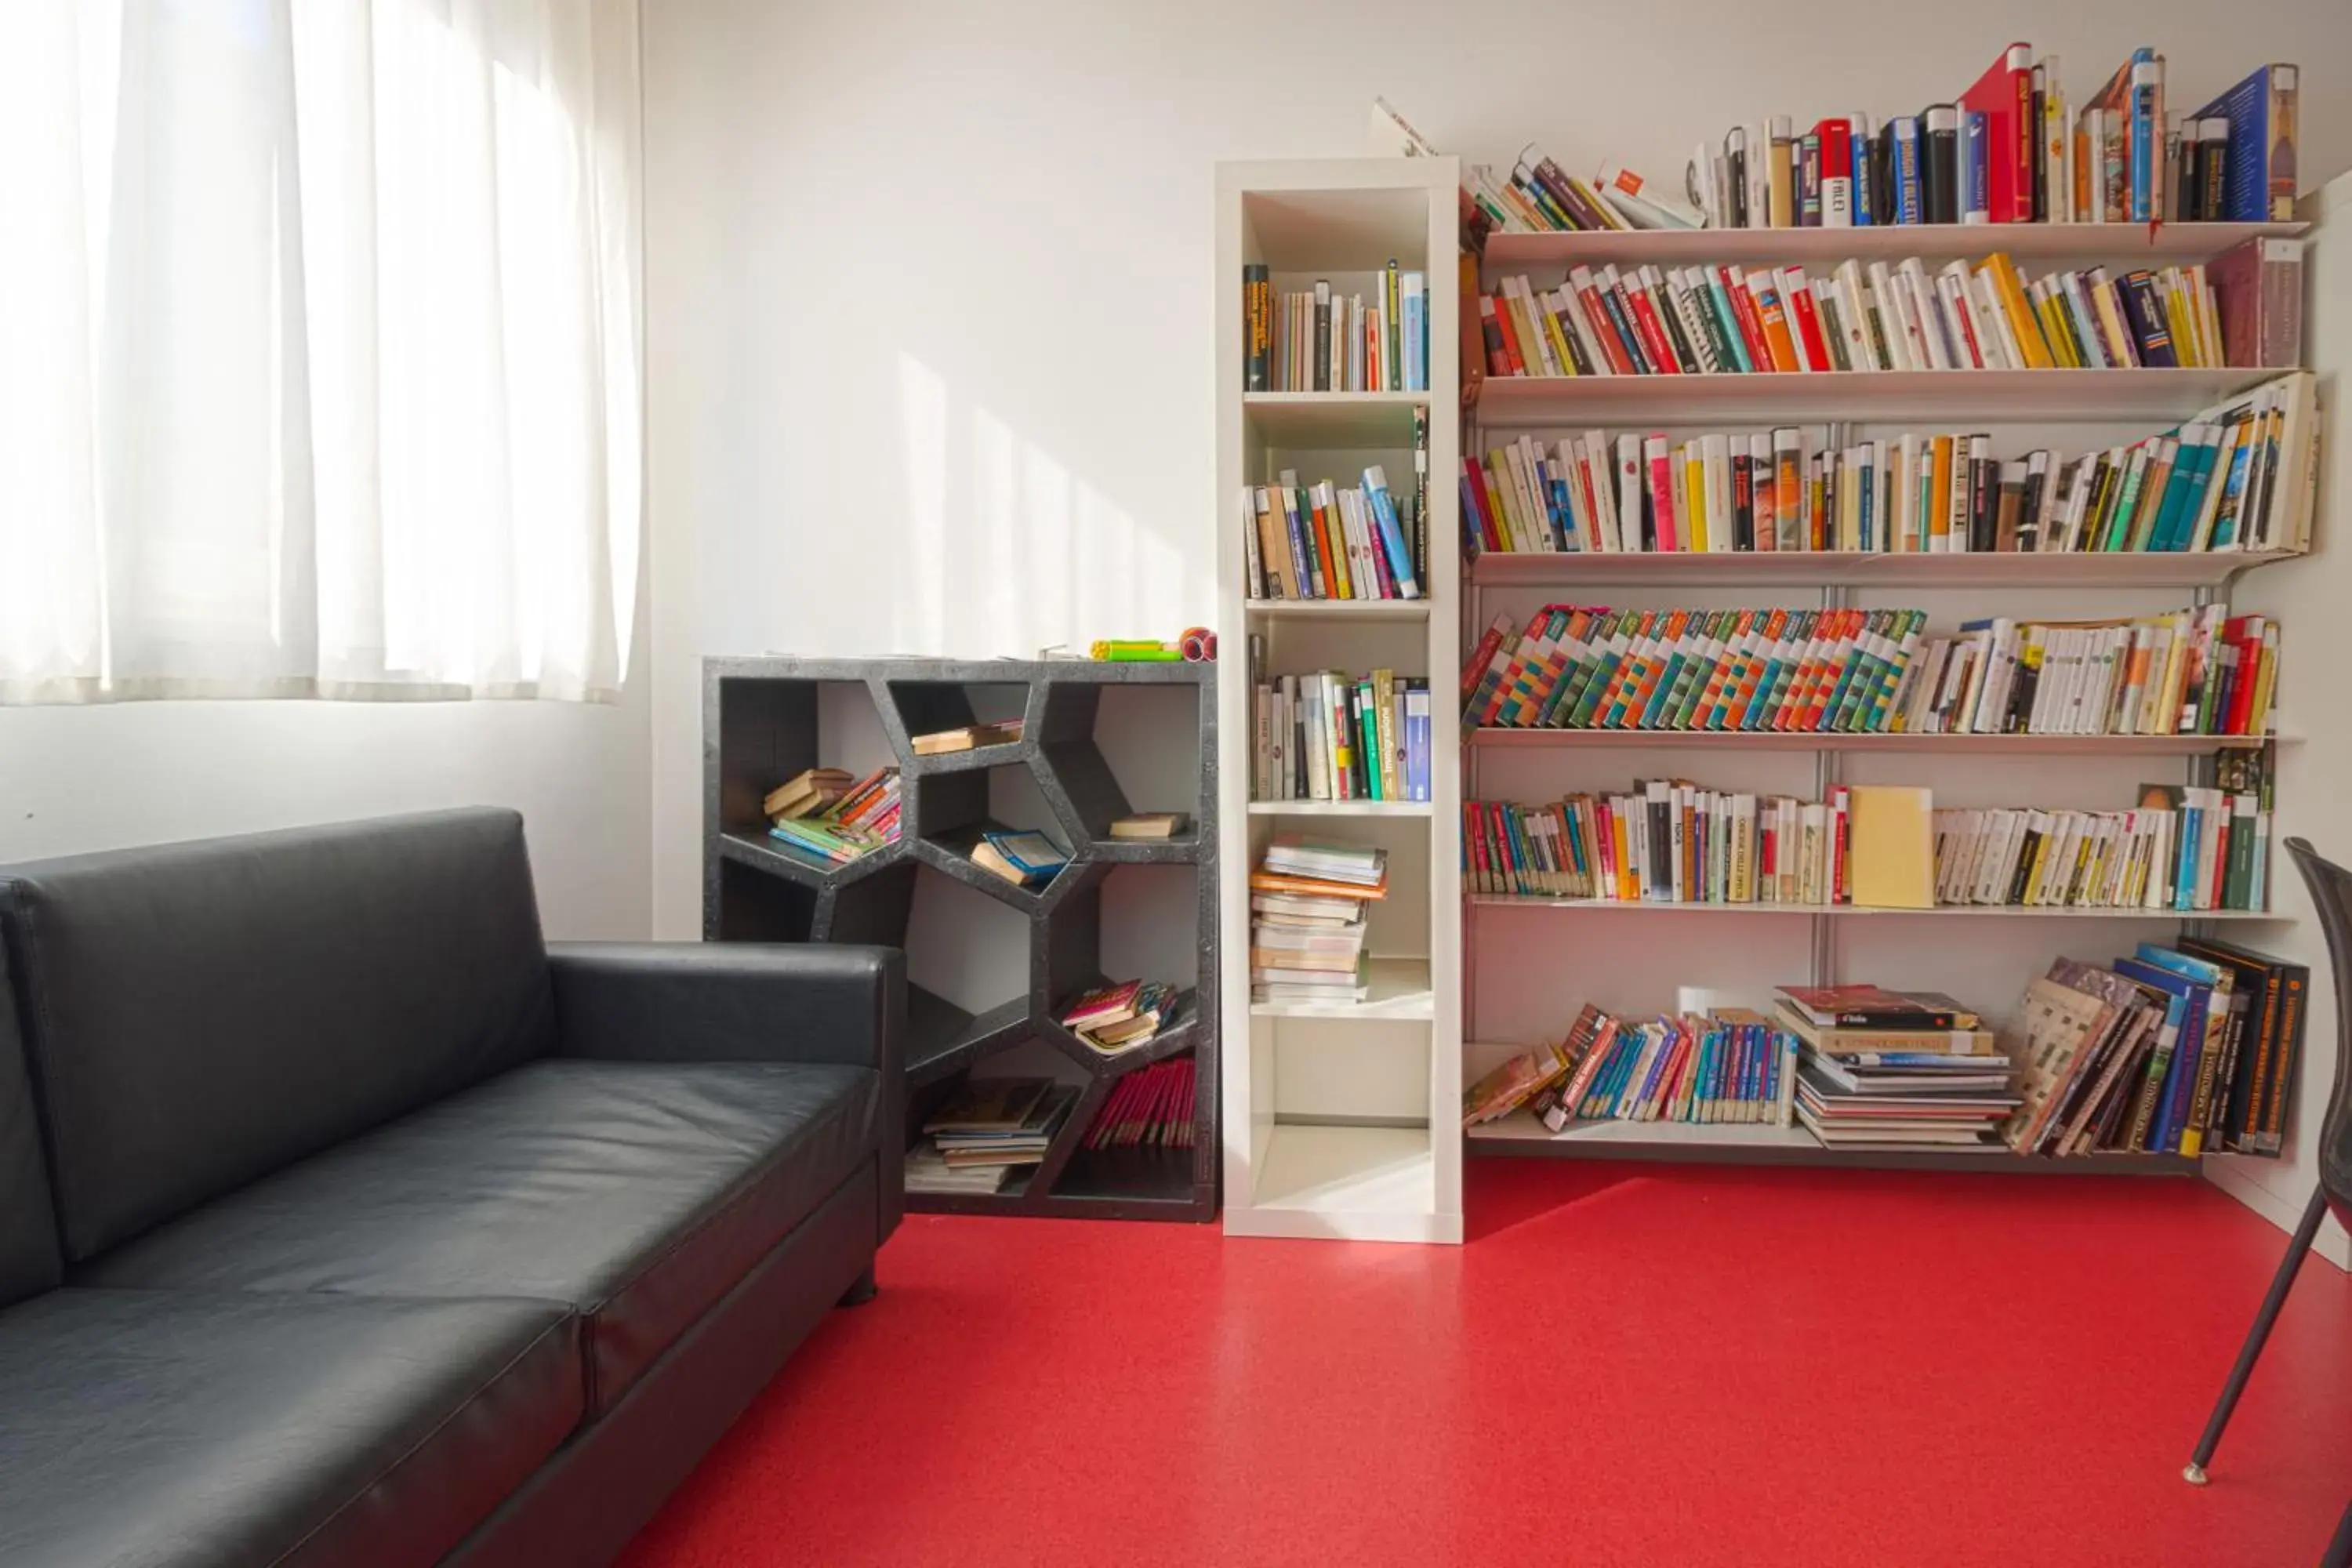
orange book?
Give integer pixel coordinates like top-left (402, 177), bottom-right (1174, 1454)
top-left (1249, 869), bottom-right (1390, 901)
top-left (1307, 484), bottom-right (1345, 599)
top-left (1489, 291), bottom-right (1530, 376)
top-left (1747, 270), bottom-right (1802, 372)
top-left (1928, 436), bottom-right (1955, 548)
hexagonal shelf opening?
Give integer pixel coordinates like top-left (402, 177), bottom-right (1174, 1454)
top-left (1043, 863), bottom-right (1200, 1069)
top-left (887, 679), bottom-right (1030, 761)
top-left (913, 760), bottom-right (1076, 905)
top-left (902, 860), bottom-right (1035, 1085)
top-left (1051, 1050), bottom-right (1204, 1209)
top-left (712, 676), bottom-right (898, 877)
top-left (1036, 678), bottom-right (1203, 851)
top-left (712, 856), bottom-right (818, 943)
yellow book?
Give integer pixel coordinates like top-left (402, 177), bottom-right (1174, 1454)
top-left (1928, 435), bottom-right (1955, 548)
top-left (1848, 786), bottom-right (1935, 909)
top-left (1984, 255), bottom-right (2053, 369)
top-left (2160, 269), bottom-right (2201, 368)
top-left (1536, 290), bottom-right (1581, 378)
top-left (2090, 277), bottom-right (2137, 369)
top-left (1504, 288), bottom-right (1548, 376)
top-left (2150, 615), bottom-right (2190, 735)
top-left (2034, 285), bottom-right (2082, 367)
top-left (1683, 446), bottom-right (1708, 553)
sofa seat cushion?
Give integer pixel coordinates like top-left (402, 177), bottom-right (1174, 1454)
top-left (0, 1287), bottom-right (580, 1568)
top-left (82, 1058), bottom-right (879, 1414)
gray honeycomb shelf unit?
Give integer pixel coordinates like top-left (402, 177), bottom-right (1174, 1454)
top-left (703, 655), bottom-right (1218, 1221)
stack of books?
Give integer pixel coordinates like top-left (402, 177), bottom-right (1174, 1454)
top-left (763, 768), bottom-right (852, 821)
top-left (1081, 1057), bottom-right (1197, 1152)
top-left (1243, 263), bottom-right (1427, 394)
top-left (1463, 1002), bottom-right (1799, 1128)
top-left (2003, 940), bottom-right (2307, 1158)
top-left (1461, 602), bottom-right (2281, 739)
top-left (905, 1076), bottom-right (1081, 1195)
top-left (1242, 463), bottom-right (1425, 601)
top-left (1461, 372), bottom-right (2317, 557)
top-left (1060, 980), bottom-right (1183, 1054)
top-left (1250, 841), bottom-right (1386, 1005)
top-left (1781, 986), bottom-right (2021, 1149)
top-left (767, 765), bottom-right (901, 866)
top-left (1250, 669), bottom-right (1432, 804)
top-left (1897, 608), bottom-right (2277, 737)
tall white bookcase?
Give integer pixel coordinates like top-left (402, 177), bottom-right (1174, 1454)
top-left (1214, 158), bottom-right (1464, 1243)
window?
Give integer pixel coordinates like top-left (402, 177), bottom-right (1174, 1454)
top-left (0, 0), bottom-right (642, 703)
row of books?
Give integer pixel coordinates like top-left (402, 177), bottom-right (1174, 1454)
top-left (1242, 263), bottom-right (1428, 393)
top-left (1478, 247), bottom-right (2260, 387)
top-left (1676, 55), bottom-right (2297, 230)
top-left (1898, 609), bottom-right (2276, 738)
top-left (764, 765), bottom-right (902, 866)
top-left (2008, 939), bottom-right (2305, 1157)
top-left (1250, 670), bottom-right (1433, 804)
top-left (1465, 786), bottom-right (1862, 907)
top-left (1241, 464), bottom-right (1424, 601)
top-left (1464, 372), bottom-right (2315, 557)
top-left (1461, 604), bottom-right (2278, 738)
top-left (1250, 841), bottom-right (1385, 1006)
top-left (1080, 1056), bottom-right (1198, 1153)
top-left (904, 1076), bottom-right (1081, 1196)
top-left (1059, 979), bottom-right (1184, 1055)
top-left (1462, 1003), bottom-right (1799, 1128)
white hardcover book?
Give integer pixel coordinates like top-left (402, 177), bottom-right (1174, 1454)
top-left (1831, 260), bottom-right (1874, 369)
top-left (1866, 262), bottom-right (1914, 371)
top-left (1702, 434), bottom-right (1733, 551)
top-left (1893, 434), bottom-right (1921, 550)
top-left (1935, 266), bottom-right (1983, 368)
top-left (1972, 269), bottom-right (2023, 369)
top-left (1899, 259), bottom-right (1951, 369)
top-left (1615, 434), bottom-right (1644, 550)
top-left (1775, 267), bottom-right (1821, 371)
top-left (1580, 430), bottom-right (1616, 551)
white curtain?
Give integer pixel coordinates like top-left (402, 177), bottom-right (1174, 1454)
top-left (0, 0), bottom-right (642, 704)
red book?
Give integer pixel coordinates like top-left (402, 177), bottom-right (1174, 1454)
top-left (1572, 269), bottom-right (1640, 375)
top-left (1623, 279), bottom-right (1683, 376)
top-left (1719, 264), bottom-right (1774, 369)
top-left (1308, 490), bottom-right (1343, 597)
top-left (1646, 439), bottom-right (1679, 551)
top-left (1478, 296), bottom-right (1512, 378)
top-left (1464, 459), bottom-right (1505, 552)
top-left (1780, 270), bottom-right (1835, 372)
top-left (2222, 618), bottom-right (2259, 734)
top-left (1960, 43), bottom-right (2036, 224)
top-left (1814, 118), bottom-right (1854, 223)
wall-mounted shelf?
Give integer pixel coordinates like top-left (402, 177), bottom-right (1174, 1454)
top-left (1465, 549), bottom-right (2305, 591)
top-left (1242, 390), bottom-right (1431, 445)
top-left (1465, 729), bottom-right (2286, 754)
top-left (1475, 367), bottom-right (2271, 426)
top-left (1245, 599), bottom-right (1432, 622)
top-left (1477, 220), bottom-right (2307, 272)
top-left (1246, 799), bottom-right (1436, 818)
top-left (1465, 1106), bottom-right (2202, 1175)
top-left (1468, 895), bottom-right (2277, 919)
top-left (704, 655), bottom-right (1218, 1223)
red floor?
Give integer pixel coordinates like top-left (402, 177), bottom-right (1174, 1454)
top-left (620, 1161), bottom-right (2351, 1567)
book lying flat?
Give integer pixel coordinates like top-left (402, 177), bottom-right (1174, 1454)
top-left (910, 720), bottom-right (1024, 755)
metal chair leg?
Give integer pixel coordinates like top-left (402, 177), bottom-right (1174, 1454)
top-left (2322, 1494), bottom-right (2352, 1568)
top-left (2187, 1185), bottom-right (2330, 1484)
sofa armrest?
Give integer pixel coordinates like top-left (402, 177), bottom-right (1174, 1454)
top-left (548, 942), bottom-right (905, 1239)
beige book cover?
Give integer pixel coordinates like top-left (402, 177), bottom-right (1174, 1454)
top-left (1848, 785), bottom-right (1935, 909)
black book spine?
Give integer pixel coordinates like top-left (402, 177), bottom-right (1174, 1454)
top-left (1312, 280), bottom-right (1330, 391)
top-left (1726, 134), bottom-right (1749, 228)
top-left (2200, 126), bottom-right (2230, 226)
top-left (1649, 270), bottom-right (1700, 372)
top-left (1243, 264), bottom-right (1270, 390)
top-left (1924, 106), bottom-right (1960, 223)
top-left (2031, 74), bottom-right (2048, 221)
top-left (1871, 124), bottom-right (1898, 223)
top-left (1969, 442), bottom-right (1996, 552)
top-left (1798, 133), bottom-right (1824, 226)
top-left (1732, 450), bottom-right (1755, 550)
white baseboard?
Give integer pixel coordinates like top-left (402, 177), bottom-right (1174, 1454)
top-left (2204, 1159), bottom-right (2349, 1272)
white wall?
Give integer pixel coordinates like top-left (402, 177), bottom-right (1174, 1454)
top-left (0, 630), bottom-right (652, 941)
top-left (642, 0), bottom-right (2352, 1230)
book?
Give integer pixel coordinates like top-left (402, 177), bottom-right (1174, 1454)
top-left (910, 720), bottom-right (1023, 755)
top-left (1258, 269), bottom-right (1427, 392)
top-left (1524, 1005), bottom-right (1797, 1128)
top-left (969, 829), bottom-right (1068, 888)
top-left (1080, 1055), bottom-right (1197, 1152)
top-left (1251, 670), bottom-right (1432, 802)
top-left (2208, 237), bottom-right (2303, 369)
top-left (1062, 980), bottom-right (1145, 1030)
top-left (763, 768), bottom-right (852, 822)
top-left (767, 765), bottom-right (900, 866)
top-left (1243, 470), bottom-right (1423, 602)
top-left (1780, 985), bottom-right (1979, 1030)
top-left (1109, 812), bottom-right (1188, 840)
top-left (1074, 982), bottom-right (1181, 1053)
top-left (1846, 786), bottom-right (1934, 909)
top-left (2190, 64), bottom-right (2299, 221)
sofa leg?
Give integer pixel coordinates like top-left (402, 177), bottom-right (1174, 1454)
top-left (837, 1265), bottom-right (877, 1307)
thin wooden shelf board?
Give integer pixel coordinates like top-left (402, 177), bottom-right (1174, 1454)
top-left (1242, 390), bottom-right (1429, 446)
top-left (1245, 598), bottom-right (1431, 622)
top-left (1465, 728), bottom-right (2285, 754)
top-left (1475, 367), bottom-right (2270, 426)
top-left (1478, 220), bottom-right (2307, 271)
top-left (1468, 895), bottom-right (2276, 919)
top-left (1465, 1107), bottom-right (2200, 1174)
top-left (1247, 799), bottom-right (1434, 818)
top-left (1465, 548), bottom-right (2303, 590)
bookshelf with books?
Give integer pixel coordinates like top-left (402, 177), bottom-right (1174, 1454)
top-left (704, 656), bottom-right (1218, 1221)
top-left (1450, 131), bottom-right (2317, 1185)
top-left (1218, 157), bottom-right (1464, 1243)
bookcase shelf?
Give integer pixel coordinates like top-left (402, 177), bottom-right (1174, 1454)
top-left (1246, 799), bottom-right (1435, 818)
top-left (1465, 729), bottom-right (2286, 755)
top-left (1468, 895), bottom-right (2278, 919)
top-left (1465, 1107), bottom-right (2201, 1175)
top-left (704, 656), bottom-right (1219, 1223)
top-left (1245, 598), bottom-right (1432, 622)
top-left (1219, 158), bottom-right (1465, 1246)
top-left (1479, 220), bottom-right (2307, 272)
top-left (1465, 548), bottom-right (2305, 590)
top-left (1476, 367), bottom-right (2269, 426)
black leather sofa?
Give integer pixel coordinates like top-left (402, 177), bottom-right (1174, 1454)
top-left (0, 808), bottom-right (904, 1567)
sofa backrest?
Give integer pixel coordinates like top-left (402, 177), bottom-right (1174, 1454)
top-left (0, 808), bottom-right (555, 1261)
top-left (0, 934), bottom-right (63, 1307)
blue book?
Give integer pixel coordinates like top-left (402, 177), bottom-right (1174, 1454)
top-left (1402, 271), bottom-right (1427, 392)
top-left (2143, 442), bottom-right (2198, 553)
top-left (1962, 111), bottom-right (1991, 221)
top-left (2129, 49), bottom-right (2159, 223)
top-left (2158, 433), bottom-right (2219, 551)
top-left (1705, 274), bottom-right (1755, 372)
top-left (2115, 958), bottom-right (2209, 1152)
top-left (1360, 466), bottom-right (1421, 599)
top-left (1851, 114), bottom-right (1875, 226)
top-left (1891, 118), bottom-right (1925, 223)
top-left (2193, 64), bottom-right (2298, 223)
